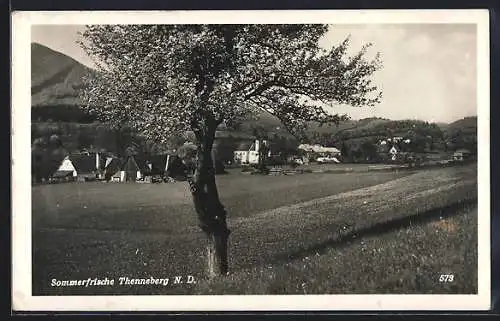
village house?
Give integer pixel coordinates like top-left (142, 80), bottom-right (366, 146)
top-left (105, 153), bottom-right (187, 183)
top-left (389, 145), bottom-right (399, 161)
top-left (52, 148), bottom-right (220, 184)
top-left (120, 155), bottom-right (150, 182)
top-left (146, 153), bottom-right (187, 181)
top-left (52, 151), bottom-right (105, 182)
top-left (233, 140), bottom-right (270, 165)
top-left (297, 144), bottom-right (341, 162)
top-left (377, 137), bottom-right (412, 162)
top-left (146, 154), bottom-right (171, 176)
top-left (297, 144), bottom-right (341, 155)
top-left (103, 157), bottom-right (123, 182)
top-left (378, 136), bottom-right (409, 146)
top-left (100, 155), bottom-right (145, 183)
top-left (233, 141), bottom-right (252, 165)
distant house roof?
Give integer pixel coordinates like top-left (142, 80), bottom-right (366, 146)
top-left (389, 146), bottom-right (399, 154)
top-left (104, 157), bottom-right (122, 177)
top-left (123, 156), bottom-right (141, 172)
top-left (120, 154), bottom-right (152, 173)
top-left (322, 147), bottom-right (340, 154)
top-left (147, 154), bottom-right (178, 175)
top-left (298, 144), bottom-right (340, 154)
top-left (454, 148), bottom-right (471, 154)
top-left (105, 157), bottom-right (114, 168)
top-left (133, 155), bottom-right (151, 172)
top-left (69, 153), bottom-right (98, 174)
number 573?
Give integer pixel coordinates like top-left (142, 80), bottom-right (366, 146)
top-left (439, 274), bottom-right (454, 282)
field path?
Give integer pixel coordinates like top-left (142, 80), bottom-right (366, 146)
top-left (227, 165), bottom-right (476, 269)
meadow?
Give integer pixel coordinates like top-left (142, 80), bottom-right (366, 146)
top-left (31, 163), bottom-right (478, 295)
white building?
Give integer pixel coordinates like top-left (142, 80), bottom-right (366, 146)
top-left (298, 144), bottom-right (341, 156)
top-left (389, 146), bottom-right (399, 161)
top-left (233, 139), bottom-right (269, 165)
top-left (52, 152), bottom-right (103, 181)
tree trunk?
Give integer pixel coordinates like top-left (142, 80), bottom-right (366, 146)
top-left (186, 133), bottom-right (230, 278)
top-left (206, 227), bottom-right (230, 278)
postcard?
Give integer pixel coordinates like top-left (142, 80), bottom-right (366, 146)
top-left (11, 9), bottom-right (490, 311)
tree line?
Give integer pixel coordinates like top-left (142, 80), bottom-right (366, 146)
top-left (307, 118), bottom-right (477, 163)
top-left (31, 115), bottom-right (477, 181)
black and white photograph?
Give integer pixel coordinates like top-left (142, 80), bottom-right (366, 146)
top-left (12, 10), bottom-right (490, 311)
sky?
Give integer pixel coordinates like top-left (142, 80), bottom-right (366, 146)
top-left (31, 24), bottom-right (477, 123)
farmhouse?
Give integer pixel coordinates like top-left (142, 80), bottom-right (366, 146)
top-left (52, 152), bottom-right (104, 182)
top-left (389, 145), bottom-right (399, 161)
top-left (379, 137), bottom-right (410, 146)
top-left (233, 140), bottom-right (269, 165)
top-left (147, 154), bottom-right (171, 176)
top-left (104, 154), bottom-right (188, 182)
top-left (121, 155), bottom-right (150, 182)
top-left (298, 144), bottom-right (340, 155)
top-left (103, 155), bottom-right (145, 182)
top-left (147, 153), bottom-right (187, 180)
top-left (51, 157), bottom-right (77, 181)
top-left (110, 168), bottom-right (125, 182)
top-left (103, 157), bottom-right (123, 182)
top-left (233, 141), bottom-right (252, 165)
top-left (297, 144), bottom-right (341, 161)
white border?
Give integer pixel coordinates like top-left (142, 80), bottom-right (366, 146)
top-left (12, 9), bottom-right (491, 311)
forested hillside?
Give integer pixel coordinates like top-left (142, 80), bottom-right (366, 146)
top-left (31, 43), bottom-right (96, 122)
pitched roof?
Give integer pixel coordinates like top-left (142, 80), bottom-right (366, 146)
top-left (131, 154), bottom-right (151, 172)
top-left (104, 158), bottom-right (122, 176)
top-left (69, 153), bottom-right (97, 174)
top-left (123, 156), bottom-right (140, 172)
top-left (298, 144), bottom-right (340, 153)
top-left (105, 157), bottom-right (114, 168)
top-left (148, 154), bottom-right (176, 175)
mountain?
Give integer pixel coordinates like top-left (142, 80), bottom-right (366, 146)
top-left (31, 43), bottom-right (94, 122)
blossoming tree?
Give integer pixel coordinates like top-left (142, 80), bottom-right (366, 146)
top-left (78, 24), bottom-right (382, 277)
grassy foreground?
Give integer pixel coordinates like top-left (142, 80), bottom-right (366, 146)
top-left (197, 202), bottom-right (477, 294)
top-left (196, 164), bottom-right (477, 294)
top-left (32, 164), bottom-right (477, 295)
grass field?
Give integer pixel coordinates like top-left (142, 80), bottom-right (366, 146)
top-left (32, 164), bottom-right (478, 295)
